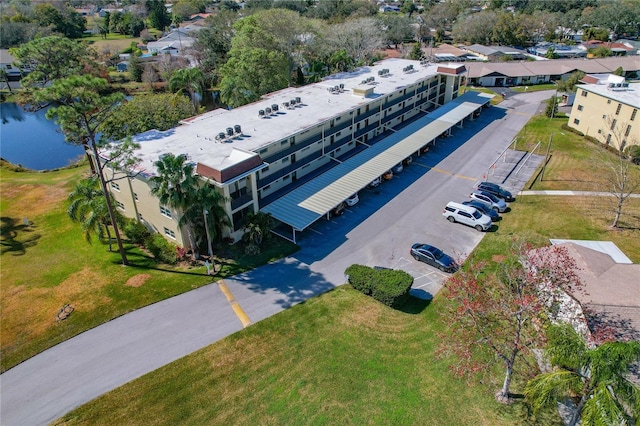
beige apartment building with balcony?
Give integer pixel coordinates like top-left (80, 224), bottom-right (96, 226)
top-left (104, 58), bottom-right (493, 246)
top-left (568, 74), bottom-right (640, 151)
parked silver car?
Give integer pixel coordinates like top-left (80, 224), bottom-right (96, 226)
top-left (469, 191), bottom-right (508, 213)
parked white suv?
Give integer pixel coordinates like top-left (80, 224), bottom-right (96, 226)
top-left (443, 202), bottom-right (492, 232)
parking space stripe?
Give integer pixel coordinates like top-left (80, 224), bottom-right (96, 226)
top-left (414, 163), bottom-right (476, 181)
top-left (218, 280), bottom-right (252, 328)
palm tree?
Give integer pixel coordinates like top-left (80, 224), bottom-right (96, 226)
top-left (68, 177), bottom-right (125, 251)
top-left (169, 67), bottom-right (204, 111)
top-left (181, 184), bottom-right (230, 270)
top-left (150, 153), bottom-right (199, 254)
top-left (525, 323), bottom-right (640, 426)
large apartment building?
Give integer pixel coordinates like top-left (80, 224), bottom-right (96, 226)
top-left (105, 58), bottom-right (492, 246)
top-left (568, 74), bottom-right (640, 151)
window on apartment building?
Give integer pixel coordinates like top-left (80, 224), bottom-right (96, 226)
top-left (280, 140), bottom-right (288, 145)
top-left (160, 206), bottom-right (172, 218)
top-left (134, 193), bottom-right (139, 201)
top-left (577, 105), bottom-right (583, 111)
top-left (616, 104), bottom-right (622, 115)
top-left (111, 182), bottom-right (120, 191)
top-left (631, 109), bottom-right (637, 121)
top-left (138, 213), bottom-right (143, 221)
top-left (282, 157), bottom-right (289, 163)
top-left (164, 228), bottom-right (176, 239)
top-left (116, 201), bottom-right (125, 210)
top-left (581, 91), bottom-right (587, 97)
top-left (573, 118), bottom-right (580, 125)
top-left (606, 134), bottom-right (612, 145)
top-left (607, 99), bottom-right (612, 104)
top-left (610, 119), bottom-right (617, 130)
top-left (625, 125), bottom-right (632, 137)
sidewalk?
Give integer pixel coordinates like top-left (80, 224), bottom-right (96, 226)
top-left (519, 190), bottom-right (640, 198)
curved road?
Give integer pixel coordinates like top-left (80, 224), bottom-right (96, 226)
top-left (0, 90), bottom-right (554, 426)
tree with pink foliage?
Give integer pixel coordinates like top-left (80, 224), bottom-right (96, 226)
top-left (438, 240), bottom-right (584, 403)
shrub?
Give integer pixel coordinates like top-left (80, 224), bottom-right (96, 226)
top-left (123, 219), bottom-right (150, 244)
top-left (145, 233), bottom-right (177, 264)
top-left (345, 264), bottom-right (413, 308)
top-left (625, 145), bottom-right (640, 165)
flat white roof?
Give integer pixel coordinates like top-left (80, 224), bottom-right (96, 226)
top-left (261, 91), bottom-right (493, 231)
top-left (578, 82), bottom-right (640, 109)
top-left (130, 59), bottom-right (456, 176)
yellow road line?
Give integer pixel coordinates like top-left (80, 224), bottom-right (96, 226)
top-left (218, 280), bottom-right (252, 328)
top-left (418, 164), bottom-right (477, 181)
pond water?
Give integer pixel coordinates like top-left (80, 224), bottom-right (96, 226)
top-left (0, 102), bottom-right (85, 171)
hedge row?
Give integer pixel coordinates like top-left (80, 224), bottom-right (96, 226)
top-left (344, 264), bottom-right (413, 308)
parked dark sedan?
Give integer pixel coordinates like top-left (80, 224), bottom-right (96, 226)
top-left (477, 182), bottom-right (514, 202)
top-left (462, 200), bottom-right (501, 222)
top-left (410, 243), bottom-right (458, 273)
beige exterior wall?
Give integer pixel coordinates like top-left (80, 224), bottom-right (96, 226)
top-left (569, 87), bottom-right (640, 150)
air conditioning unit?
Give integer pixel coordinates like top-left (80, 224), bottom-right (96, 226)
top-left (290, 98), bottom-right (296, 106)
top-left (226, 127), bottom-right (234, 137)
top-left (295, 96), bottom-right (301, 104)
top-left (259, 109), bottom-right (266, 118)
top-left (265, 107), bottom-right (272, 115)
top-left (271, 103), bottom-right (279, 112)
top-left (216, 132), bottom-right (226, 141)
top-left (234, 124), bottom-right (242, 135)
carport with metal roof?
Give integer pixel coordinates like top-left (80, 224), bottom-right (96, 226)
top-left (261, 91), bottom-right (494, 243)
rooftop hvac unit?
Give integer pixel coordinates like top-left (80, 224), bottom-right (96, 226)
top-left (290, 98), bottom-right (296, 106)
top-left (622, 82), bottom-right (629, 87)
top-left (271, 103), bottom-right (279, 112)
top-left (259, 109), bottom-right (266, 118)
top-left (216, 132), bottom-right (226, 141)
top-left (265, 107), bottom-right (272, 115)
top-left (226, 127), bottom-right (234, 137)
top-left (283, 101), bottom-right (291, 108)
top-left (361, 79), bottom-right (368, 85)
top-left (339, 83), bottom-right (344, 90)
top-left (334, 85), bottom-right (339, 92)
top-left (295, 96), bottom-right (301, 104)
top-left (234, 124), bottom-right (242, 134)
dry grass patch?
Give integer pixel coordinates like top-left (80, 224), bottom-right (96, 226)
top-left (1, 183), bottom-right (68, 217)
top-left (1, 267), bottom-right (111, 347)
top-left (125, 274), bottom-right (151, 288)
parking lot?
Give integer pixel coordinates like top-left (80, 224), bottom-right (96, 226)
top-left (291, 91), bottom-right (550, 298)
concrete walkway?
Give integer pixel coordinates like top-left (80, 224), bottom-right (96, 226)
top-left (519, 190), bottom-right (640, 198)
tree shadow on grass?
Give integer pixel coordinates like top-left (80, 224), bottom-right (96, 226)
top-left (397, 295), bottom-right (431, 314)
top-left (0, 216), bottom-right (41, 256)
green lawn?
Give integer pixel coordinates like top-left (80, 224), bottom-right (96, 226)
top-left (0, 163), bottom-right (298, 372)
top-left (54, 287), bottom-right (559, 426)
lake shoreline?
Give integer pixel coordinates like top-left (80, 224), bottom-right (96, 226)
top-left (0, 157), bottom-right (87, 173)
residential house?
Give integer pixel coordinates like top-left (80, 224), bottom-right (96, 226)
top-left (464, 44), bottom-right (529, 62)
top-left (568, 73), bottom-right (639, 150)
top-left (465, 56), bottom-right (640, 87)
top-left (549, 240), bottom-right (640, 342)
top-left (0, 49), bottom-right (22, 80)
top-left (146, 30), bottom-right (195, 56)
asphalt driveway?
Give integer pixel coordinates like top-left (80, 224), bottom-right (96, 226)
top-left (0, 90), bottom-right (554, 426)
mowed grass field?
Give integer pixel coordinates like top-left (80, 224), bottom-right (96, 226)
top-left (0, 163), bottom-right (297, 372)
top-left (54, 287), bottom-right (559, 426)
